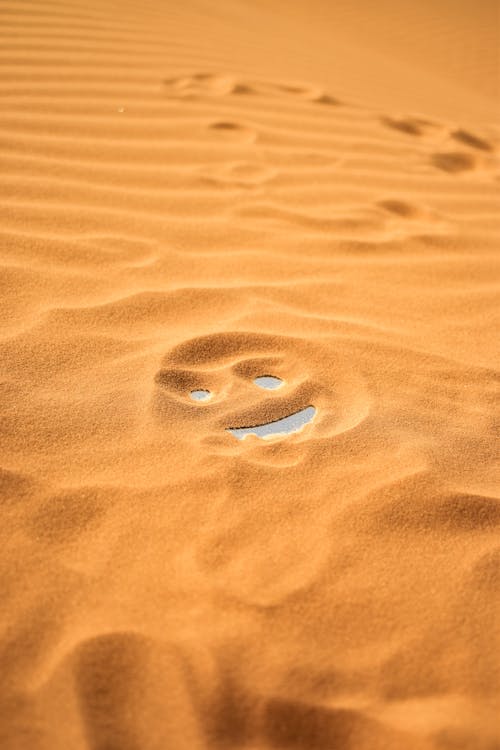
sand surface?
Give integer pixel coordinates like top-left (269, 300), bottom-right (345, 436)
top-left (1, 1), bottom-right (499, 748)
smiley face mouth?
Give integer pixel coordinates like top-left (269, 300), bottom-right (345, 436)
top-left (226, 405), bottom-right (316, 441)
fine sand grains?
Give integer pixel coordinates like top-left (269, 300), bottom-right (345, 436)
top-left (0, 1), bottom-right (499, 749)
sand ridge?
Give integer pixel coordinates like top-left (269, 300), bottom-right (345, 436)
top-left (0, 0), bottom-right (499, 748)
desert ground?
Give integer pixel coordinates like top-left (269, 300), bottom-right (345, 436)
top-left (0, 0), bottom-right (499, 748)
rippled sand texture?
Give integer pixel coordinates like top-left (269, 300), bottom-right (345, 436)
top-left (1, 0), bottom-right (499, 748)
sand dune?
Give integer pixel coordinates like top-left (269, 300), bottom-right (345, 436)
top-left (0, 0), bottom-right (499, 748)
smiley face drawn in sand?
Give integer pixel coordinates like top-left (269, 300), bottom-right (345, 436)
top-left (152, 332), bottom-right (369, 452)
top-left (190, 374), bottom-right (317, 440)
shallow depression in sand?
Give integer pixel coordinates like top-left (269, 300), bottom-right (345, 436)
top-left (253, 375), bottom-right (284, 390)
top-left (189, 389), bottom-right (212, 402)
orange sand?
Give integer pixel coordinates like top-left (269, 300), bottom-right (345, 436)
top-left (0, 1), bottom-right (499, 748)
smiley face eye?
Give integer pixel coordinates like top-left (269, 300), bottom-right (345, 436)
top-left (190, 389), bottom-right (212, 402)
top-left (253, 375), bottom-right (283, 390)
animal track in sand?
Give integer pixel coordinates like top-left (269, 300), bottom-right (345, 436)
top-left (152, 331), bottom-right (369, 452)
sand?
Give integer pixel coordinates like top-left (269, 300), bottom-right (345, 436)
top-left (0, 0), bottom-right (499, 748)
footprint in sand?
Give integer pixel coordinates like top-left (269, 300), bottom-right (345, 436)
top-left (163, 72), bottom-right (237, 98)
top-left (198, 161), bottom-right (276, 188)
top-left (430, 126), bottom-right (497, 174)
top-left (234, 200), bottom-right (450, 242)
top-left (380, 114), bottom-right (497, 174)
top-left (163, 71), bottom-right (341, 106)
top-left (380, 115), bottom-right (443, 137)
top-left (430, 151), bottom-right (478, 174)
top-left (430, 140), bottom-right (497, 175)
top-left (238, 79), bottom-right (341, 105)
top-left (450, 128), bottom-right (494, 152)
top-left (207, 120), bottom-right (257, 144)
top-left (381, 114), bottom-right (495, 152)
top-left (376, 199), bottom-right (451, 234)
top-left (152, 331), bottom-right (368, 452)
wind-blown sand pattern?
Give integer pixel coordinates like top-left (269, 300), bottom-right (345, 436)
top-left (0, 0), bottom-right (499, 748)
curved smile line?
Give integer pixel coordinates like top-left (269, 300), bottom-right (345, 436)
top-left (226, 405), bottom-right (316, 440)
